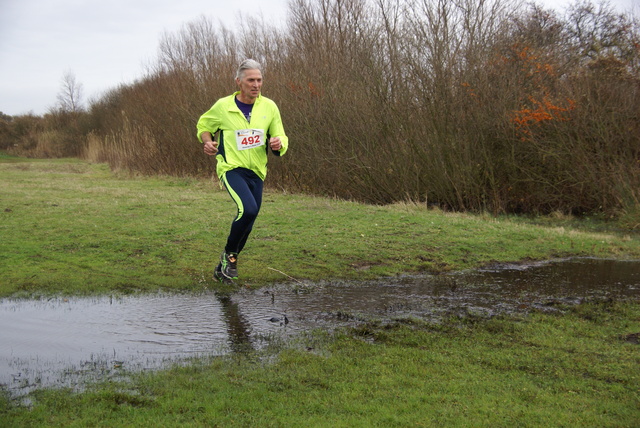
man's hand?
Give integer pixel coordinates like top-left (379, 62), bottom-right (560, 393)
top-left (269, 137), bottom-right (282, 151)
top-left (204, 140), bottom-right (218, 156)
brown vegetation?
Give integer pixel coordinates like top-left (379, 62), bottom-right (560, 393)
top-left (2, 0), bottom-right (639, 217)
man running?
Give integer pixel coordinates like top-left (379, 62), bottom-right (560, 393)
top-left (197, 59), bottom-right (289, 282)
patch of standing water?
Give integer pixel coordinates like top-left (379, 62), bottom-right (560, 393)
top-left (1, 257), bottom-right (639, 398)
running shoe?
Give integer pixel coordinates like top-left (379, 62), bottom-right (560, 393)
top-left (214, 262), bottom-right (225, 282)
top-left (219, 251), bottom-right (239, 280)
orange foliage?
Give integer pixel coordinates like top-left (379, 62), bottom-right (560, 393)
top-left (461, 82), bottom-right (477, 98)
top-left (498, 44), bottom-right (574, 139)
top-left (288, 81), bottom-right (323, 97)
top-left (512, 96), bottom-right (575, 139)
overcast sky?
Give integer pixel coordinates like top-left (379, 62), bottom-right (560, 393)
top-left (0, 0), bottom-right (637, 117)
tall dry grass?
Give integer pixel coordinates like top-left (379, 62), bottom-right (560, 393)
top-left (1, 111), bottom-right (87, 158)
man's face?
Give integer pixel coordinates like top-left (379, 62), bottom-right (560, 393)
top-left (237, 69), bottom-right (263, 102)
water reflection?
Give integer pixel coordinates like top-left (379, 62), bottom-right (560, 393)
top-left (217, 293), bottom-right (253, 353)
top-left (1, 257), bottom-right (638, 397)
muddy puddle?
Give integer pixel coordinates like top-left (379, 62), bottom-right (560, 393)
top-left (1, 257), bottom-right (639, 397)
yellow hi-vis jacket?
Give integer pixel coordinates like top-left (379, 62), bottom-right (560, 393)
top-left (196, 92), bottom-right (289, 181)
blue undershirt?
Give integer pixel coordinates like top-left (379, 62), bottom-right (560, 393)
top-left (235, 97), bottom-right (254, 123)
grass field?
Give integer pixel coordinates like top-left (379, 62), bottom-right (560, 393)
top-left (1, 157), bottom-right (639, 426)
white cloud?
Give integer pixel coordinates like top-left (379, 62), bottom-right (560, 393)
top-left (0, 0), bottom-right (288, 116)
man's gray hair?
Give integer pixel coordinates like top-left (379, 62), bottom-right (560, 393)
top-left (236, 59), bottom-right (262, 79)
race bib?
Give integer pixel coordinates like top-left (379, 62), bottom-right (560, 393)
top-left (235, 129), bottom-right (265, 151)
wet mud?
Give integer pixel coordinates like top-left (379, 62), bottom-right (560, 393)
top-left (1, 257), bottom-right (638, 397)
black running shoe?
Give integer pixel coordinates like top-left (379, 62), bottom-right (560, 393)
top-left (214, 262), bottom-right (224, 281)
top-left (220, 251), bottom-right (239, 280)
top-left (214, 262), bottom-right (235, 284)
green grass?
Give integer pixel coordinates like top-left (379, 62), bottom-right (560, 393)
top-left (1, 158), bottom-right (639, 426)
top-left (1, 158), bottom-right (638, 297)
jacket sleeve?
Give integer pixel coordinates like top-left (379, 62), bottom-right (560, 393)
top-left (196, 101), bottom-right (222, 143)
top-left (269, 103), bottom-right (289, 156)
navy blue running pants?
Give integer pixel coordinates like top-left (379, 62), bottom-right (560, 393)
top-left (221, 167), bottom-right (263, 255)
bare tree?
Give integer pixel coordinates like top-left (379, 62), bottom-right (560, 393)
top-left (56, 70), bottom-right (84, 113)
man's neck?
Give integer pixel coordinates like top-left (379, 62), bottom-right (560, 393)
top-left (236, 94), bottom-right (257, 104)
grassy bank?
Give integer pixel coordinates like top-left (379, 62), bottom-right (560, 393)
top-left (1, 157), bottom-right (638, 298)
